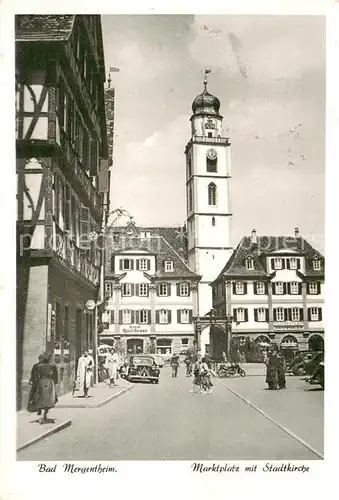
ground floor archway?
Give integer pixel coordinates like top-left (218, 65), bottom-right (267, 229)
top-left (280, 335), bottom-right (299, 363)
top-left (308, 334), bottom-right (324, 351)
top-left (210, 325), bottom-right (228, 361)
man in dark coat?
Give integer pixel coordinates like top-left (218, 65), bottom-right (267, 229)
top-left (170, 353), bottom-right (180, 378)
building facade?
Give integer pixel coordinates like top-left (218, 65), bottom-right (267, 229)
top-left (210, 229), bottom-right (325, 359)
top-left (16, 15), bottom-right (110, 408)
top-left (101, 227), bottom-right (200, 355)
top-left (185, 79), bottom-right (233, 320)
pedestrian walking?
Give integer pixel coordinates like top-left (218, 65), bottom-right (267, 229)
top-left (200, 357), bottom-right (216, 394)
top-left (171, 353), bottom-right (180, 378)
top-left (190, 357), bottom-right (202, 393)
top-left (184, 356), bottom-right (193, 377)
top-left (266, 350), bottom-right (278, 390)
top-left (276, 351), bottom-right (286, 389)
top-left (105, 348), bottom-right (119, 386)
top-left (27, 352), bottom-right (58, 424)
top-left (77, 350), bottom-right (94, 397)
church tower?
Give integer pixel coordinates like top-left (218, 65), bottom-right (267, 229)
top-left (185, 76), bottom-right (233, 317)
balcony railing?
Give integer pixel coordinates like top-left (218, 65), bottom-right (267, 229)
top-left (273, 321), bottom-right (303, 330)
top-left (191, 136), bottom-right (230, 145)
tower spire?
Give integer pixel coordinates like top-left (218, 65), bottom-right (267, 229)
top-left (204, 69), bottom-right (211, 92)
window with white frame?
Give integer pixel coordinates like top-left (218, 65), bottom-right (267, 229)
top-left (235, 282), bottom-right (244, 294)
top-left (122, 283), bottom-right (132, 296)
top-left (138, 310), bottom-right (149, 324)
top-left (275, 308), bottom-right (285, 321)
top-left (159, 283), bottom-right (169, 296)
top-left (140, 231), bottom-right (145, 238)
top-left (146, 231), bottom-right (151, 238)
top-left (273, 258), bottom-right (283, 270)
top-left (289, 258), bottom-right (298, 270)
top-left (256, 282), bottom-right (266, 295)
top-left (289, 282), bottom-right (299, 295)
top-left (313, 259), bottom-right (321, 271)
top-left (122, 310), bottom-right (132, 324)
top-left (290, 308), bottom-right (300, 321)
top-left (164, 260), bottom-right (174, 272)
top-left (105, 282), bottom-right (113, 299)
top-left (274, 282), bottom-right (284, 294)
top-left (180, 309), bottom-right (190, 324)
top-left (179, 283), bottom-right (190, 296)
top-left (245, 259), bottom-right (254, 270)
top-left (309, 307), bottom-right (320, 321)
top-left (138, 283), bottom-right (148, 297)
top-left (257, 308), bottom-right (266, 322)
top-left (181, 338), bottom-right (189, 351)
top-left (159, 310), bottom-right (169, 324)
top-left (138, 259), bottom-right (150, 271)
top-left (308, 282), bottom-right (318, 295)
top-left (235, 308), bottom-right (245, 322)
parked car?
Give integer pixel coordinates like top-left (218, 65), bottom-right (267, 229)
top-left (120, 355), bottom-right (160, 384)
top-left (306, 361), bottom-right (324, 389)
top-left (288, 351), bottom-right (324, 376)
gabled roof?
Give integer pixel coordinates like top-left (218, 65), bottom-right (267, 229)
top-left (105, 229), bottom-right (198, 279)
top-left (15, 15), bottom-right (75, 41)
top-left (214, 235), bottom-right (324, 282)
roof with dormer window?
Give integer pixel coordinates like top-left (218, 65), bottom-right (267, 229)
top-left (214, 235), bottom-right (324, 282)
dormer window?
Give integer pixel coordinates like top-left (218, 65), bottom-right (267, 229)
top-left (245, 259), bottom-right (254, 271)
top-left (272, 258), bottom-right (284, 270)
top-left (140, 231), bottom-right (145, 238)
top-left (146, 231), bottom-right (151, 238)
top-left (164, 260), bottom-right (174, 272)
top-left (313, 259), bottom-right (321, 271)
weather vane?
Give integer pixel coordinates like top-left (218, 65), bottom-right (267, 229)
top-left (204, 68), bottom-right (211, 91)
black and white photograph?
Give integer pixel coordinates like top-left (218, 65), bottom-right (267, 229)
top-left (1, 2), bottom-right (338, 497)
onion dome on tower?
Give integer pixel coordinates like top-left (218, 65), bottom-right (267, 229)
top-left (191, 80), bottom-right (220, 116)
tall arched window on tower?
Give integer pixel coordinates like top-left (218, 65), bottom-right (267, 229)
top-left (188, 184), bottom-right (193, 211)
top-left (208, 183), bottom-right (217, 206)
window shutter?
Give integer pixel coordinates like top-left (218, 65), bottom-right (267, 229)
top-left (177, 283), bottom-right (180, 296)
top-left (232, 282), bottom-right (236, 294)
top-left (131, 284), bottom-right (135, 296)
top-left (244, 309), bottom-right (248, 322)
top-left (90, 140), bottom-right (98, 176)
top-left (282, 259), bottom-right (286, 269)
top-left (243, 282), bottom-right (248, 294)
top-left (253, 282), bottom-right (258, 295)
top-left (298, 283), bottom-right (302, 295)
top-left (187, 283), bottom-right (191, 296)
top-left (146, 284), bottom-right (150, 297)
top-left (189, 310), bottom-right (193, 323)
top-left (135, 284), bottom-right (139, 296)
top-left (130, 260), bottom-right (134, 270)
top-left (287, 283), bottom-right (291, 294)
top-left (110, 310), bottom-right (114, 324)
top-left (283, 283), bottom-right (287, 295)
top-left (264, 282), bottom-right (269, 295)
top-left (119, 310), bottom-right (122, 324)
top-left (254, 309), bottom-right (258, 322)
top-left (265, 309), bottom-right (269, 322)
top-left (271, 259), bottom-right (275, 270)
top-left (296, 259), bottom-right (301, 269)
top-left (147, 260), bottom-right (151, 271)
top-left (318, 308), bottom-right (322, 321)
top-left (168, 310), bottom-right (172, 323)
top-left (273, 309), bottom-right (277, 321)
top-left (148, 310), bottom-right (151, 324)
top-left (317, 283), bottom-right (321, 295)
top-left (130, 310), bottom-right (134, 324)
top-left (308, 308), bottom-right (311, 321)
top-left (136, 260), bottom-right (140, 270)
top-left (286, 259), bottom-right (290, 269)
top-left (272, 283), bottom-right (276, 295)
top-left (177, 310), bottom-right (181, 324)
top-left (167, 283), bottom-right (171, 296)
top-left (119, 260), bottom-right (123, 271)
top-left (299, 308), bottom-right (304, 321)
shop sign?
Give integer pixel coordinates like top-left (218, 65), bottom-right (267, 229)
top-left (121, 324), bottom-right (150, 335)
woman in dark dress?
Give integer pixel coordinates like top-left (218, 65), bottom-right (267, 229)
top-left (28, 352), bottom-right (58, 424)
top-left (276, 352), bottom-right (286, 389)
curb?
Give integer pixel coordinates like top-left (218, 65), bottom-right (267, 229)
top-left (56, 382), bottom-right (134, 408)
top-left (17, 419), bottom-right (72, 452)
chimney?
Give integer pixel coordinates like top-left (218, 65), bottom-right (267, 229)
top-left (251, 229), bottom-right (257, 245)
top-left (294, 227), bottom-right (300, 237)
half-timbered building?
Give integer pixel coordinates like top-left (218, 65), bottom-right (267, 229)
top-left (16, 15), bottom-right (110, 408)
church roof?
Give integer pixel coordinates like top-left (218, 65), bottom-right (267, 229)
top-left (214, 235), bottom-right (324, 282)
top-left (192, 87), bottom-right (220, 116)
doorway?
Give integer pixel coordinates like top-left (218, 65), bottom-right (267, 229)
top-left (127, 338), bottom-right (144, 355)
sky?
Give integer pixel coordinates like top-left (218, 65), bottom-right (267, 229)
top-left (101, 15), bottom-right (325, 252)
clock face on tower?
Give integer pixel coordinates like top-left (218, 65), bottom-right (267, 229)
top-left (206, 148), bottom-right (217, 161)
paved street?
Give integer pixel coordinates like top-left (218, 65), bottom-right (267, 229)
top-left (18, 366), bottom-right (323, 461)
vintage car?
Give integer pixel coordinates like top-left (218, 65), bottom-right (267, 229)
top-left (288, 351), bottom-right (324, 376)
top-left (120, 355), bottom-right (160, 384)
